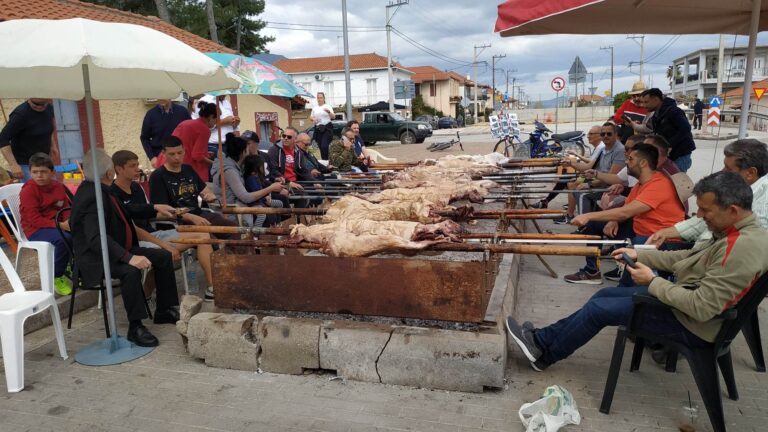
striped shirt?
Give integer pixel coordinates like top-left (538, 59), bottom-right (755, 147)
top-left (675, 174), bottom-right (768, 245)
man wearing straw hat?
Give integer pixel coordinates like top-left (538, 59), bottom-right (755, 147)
top-left (613, 81), bottom-right (648, 143)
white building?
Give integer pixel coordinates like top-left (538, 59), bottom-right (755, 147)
top-left (670, 45), bottom-right (768, 99)
top-left (273, 53), bottom-right (414, 109)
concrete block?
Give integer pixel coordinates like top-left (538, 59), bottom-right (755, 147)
top-left (186, 312), bottom-right (260, 371)
top-left (179, 294), bottom-right (204, 323)
top-left (319, 320), bottom-right (395, 382)
top-left (377, 326), bottom-right (506, 392)
top-left (259, 316), bottom-right (321, 374)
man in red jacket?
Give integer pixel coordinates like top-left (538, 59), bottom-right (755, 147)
top-left (19, 152), bottom-right (72, 295)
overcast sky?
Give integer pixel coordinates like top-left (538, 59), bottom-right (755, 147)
top-left (262, 0), bottom-right (768, 102)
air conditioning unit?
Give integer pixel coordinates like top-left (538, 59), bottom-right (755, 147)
top-left (314, 74), bottom-right (323, 81)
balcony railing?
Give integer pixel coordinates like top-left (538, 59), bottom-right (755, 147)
top-left (687, 73), bottom-right (699, 82)
top-left (675, 77), bottom-right (684, 84)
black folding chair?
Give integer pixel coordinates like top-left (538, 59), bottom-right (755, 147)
top-left (600, 272), bottom-right (768, 432)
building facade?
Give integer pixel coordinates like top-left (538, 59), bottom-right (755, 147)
top-left (273, 53), bottom-right (413, 109)
top-left (671, 45), bottom-right (768, 99)
top-left (409, 66), bottom-right (468, 116)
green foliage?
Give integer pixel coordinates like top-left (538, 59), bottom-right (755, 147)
top-left (455, 104), bottom-right (465, 120)
top-left (412, 94), bottom-right (442, 118)
top-left (613, 91), bottom-right (630, 111)
top-left (83, 0), bottom-right (273, 55)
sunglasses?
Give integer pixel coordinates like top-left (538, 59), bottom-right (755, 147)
top-left (282, 134), bottom-right (295, 139)
top-left (600, 132), bottom-right (614, 137)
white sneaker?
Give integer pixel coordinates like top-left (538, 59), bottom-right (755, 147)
top-left (204, 287), bottom-right (214, 302)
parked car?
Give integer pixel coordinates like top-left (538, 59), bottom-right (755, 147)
top-left (415, 115), bottom-right (438, 129)
top-left (360, 111), bottom-right (432, 144)
top-left (437, 116), bottom-right (459, 129)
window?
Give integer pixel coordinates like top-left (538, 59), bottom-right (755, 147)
top-left (323, 81), bottom-right (334, 104)
top-left (366, 78), bottom-right (377, 104)
top-left (429, 83), bottom-right (436, 97)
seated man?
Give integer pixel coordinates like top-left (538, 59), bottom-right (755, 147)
top-left (296, 132), bottom-right (331, 178)
top-left (111, 150), bottom-right (217, 302)
top-left (19, 152), bottom-right (73, 295)
top-left (532, 125), bottom-right (605, 210)
top-left (564, 144), bottom-right (685, 284)
top-left (149, 136), bottom-right (238, 235)
top-left (649, 139), bottom-right (768, 249)
top-left (347, 119), bottom-right (371, 170)
top-left (507, 171), bottom-right (768, 371)
top-left (554, 123), bottom-right (625, 223)
top-left (266, 126), bottom-right (311, 187)
top-left (71, 149), bottom-right (180, 347)
top-left (329, 127), bottom-right (367, 172)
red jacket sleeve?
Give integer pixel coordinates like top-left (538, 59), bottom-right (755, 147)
top-left (19, 183), bottom-right (55, 237)
top-left (613, 100), bottom-right (630, 123)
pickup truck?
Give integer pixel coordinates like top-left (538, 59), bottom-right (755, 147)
top-left (304, 111), bottom-right (432, 145)
top-left (360, 111), bottom-right (432, 145)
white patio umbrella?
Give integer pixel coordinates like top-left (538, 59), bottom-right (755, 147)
top-left (0, 18), bottom-right (240, 365)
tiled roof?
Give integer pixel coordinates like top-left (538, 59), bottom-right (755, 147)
top-left (723, 78), bottom-right (768, 98)
top-left (0, 0), bottom-right (233, 54)
top-left (274, 53), bottom-right (412, 74)
top-left (408, 66), bottom-right (469, 84)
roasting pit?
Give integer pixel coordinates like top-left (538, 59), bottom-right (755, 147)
top-left (179, 200), bottom-right (526, 392)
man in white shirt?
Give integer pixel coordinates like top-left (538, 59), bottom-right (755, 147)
top-left (648, 139), bottom-right (768, 247)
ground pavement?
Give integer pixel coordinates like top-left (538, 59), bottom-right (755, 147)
top-left (2, 127), bottom-right (768, 431)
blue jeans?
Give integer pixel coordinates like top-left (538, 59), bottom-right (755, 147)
top-left (672, 153), bottom-right (692, 173)
top-left (581, 219), bottom-right (636, 273)
top-left (29, 228), bottom-right (70, 277)
top-left (534, 286), bottom-right (709, 366)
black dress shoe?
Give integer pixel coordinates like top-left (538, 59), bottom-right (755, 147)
top-left (127, 324), bottom-right (159, 347)
top-left (153, 308), bottom-right (180, 325)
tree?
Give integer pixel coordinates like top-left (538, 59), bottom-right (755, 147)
top-left (83, 0), bottom-right (274, 55)
top-left (613, 91), bottom-right (630, 111)
top-left (153, 0), bottom-right (171, 22)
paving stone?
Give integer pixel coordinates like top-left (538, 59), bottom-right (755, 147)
top-left (259, 316), bottom-right (321, 374)
top-left (377, 326), bottom-right (505, 392)
top-left (319, 320), bottom-right (395, 382)
top-left (186, 312), bottom-right (260, 371)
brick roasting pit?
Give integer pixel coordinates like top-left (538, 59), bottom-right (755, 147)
top-left (177, 200), bottom-right (524, 392)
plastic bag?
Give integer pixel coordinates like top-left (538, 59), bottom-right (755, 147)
top-left (518, 385), bottom-right (581, 432)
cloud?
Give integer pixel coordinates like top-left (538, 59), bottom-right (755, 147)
top-left (262, 1), bottom-right (768, 100)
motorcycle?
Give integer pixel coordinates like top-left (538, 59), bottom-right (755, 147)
top-left (525, 121), bottom-right (587, 158)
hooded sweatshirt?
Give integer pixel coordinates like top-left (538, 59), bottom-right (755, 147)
top-left (649, 97), bottom-right (696, 160)
top-left (211, 156), bottom-right (255, 208)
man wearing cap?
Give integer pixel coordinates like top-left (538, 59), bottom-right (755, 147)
top-left (613, 81), bottom-right (648, 143)
top-left (648, 139), bottom-right (768, 248)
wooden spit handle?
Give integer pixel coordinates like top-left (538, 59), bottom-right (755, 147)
top-left (171, 237), bottom-right (600, 256)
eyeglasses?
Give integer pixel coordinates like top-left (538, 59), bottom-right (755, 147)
top-left (600, 132), bottom-right (614, 137)
top-left (282, 134), bottom-right (295, 139)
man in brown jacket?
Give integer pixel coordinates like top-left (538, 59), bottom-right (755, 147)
top-left (506, 171), bottom-right (768, 371)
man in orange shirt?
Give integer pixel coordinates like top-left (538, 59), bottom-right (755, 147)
top-left (563, 144), bottom-right (685, 284)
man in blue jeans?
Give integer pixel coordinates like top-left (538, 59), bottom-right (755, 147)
top-left (563, 144), bottom-right (685, 284)
top-left (506, 172), bottom-right (768, 371)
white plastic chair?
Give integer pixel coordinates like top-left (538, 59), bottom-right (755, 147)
top-left (0, 239), bottom-right (68, 392)
top-left (0, 183), bottom-right (55, 276)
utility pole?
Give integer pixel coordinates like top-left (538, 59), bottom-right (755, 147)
top-left (505, 69), bottom-right (517, 109)
top-left (473, 43), bottom-right (491, 123)
top-left (600, 45), bottom-right (614, 99)
top-left (491, 54), bottom-right (506, 113)
top-left (627, 35), bottom-right (646, 83)
top-left (341, 0), bottom-right (352, 120)
top-left (716, 34), bottom-right (725, 96)
top-left (386, 0), bottom-right (408, 113)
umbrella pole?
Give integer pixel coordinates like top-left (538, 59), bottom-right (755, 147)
top-left (739, 0), bottom-right (761, 138)
top-left (217, 100), bottom-right (225, 205)
top-left (75, 64), bottom-right (154, 365)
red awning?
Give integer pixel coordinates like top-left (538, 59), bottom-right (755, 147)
top-left (495, 0), bottom-right (768, 37)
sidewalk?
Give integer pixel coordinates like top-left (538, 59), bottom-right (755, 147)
top-left (3, 209), bottom-right (767, 431)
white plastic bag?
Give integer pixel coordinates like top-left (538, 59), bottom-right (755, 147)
top-left (518, 385), bottom-right (581, 432)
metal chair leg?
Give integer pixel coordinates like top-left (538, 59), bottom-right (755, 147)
top-left (600, 328), bottom-right (628, 414)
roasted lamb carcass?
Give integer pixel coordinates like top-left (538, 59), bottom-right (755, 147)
top-left (323, 195), bottom-right (440, 223)
top-left (358, 180), bottom-right (499, 205)
top-left (289, 219), bottom-right (464, 257)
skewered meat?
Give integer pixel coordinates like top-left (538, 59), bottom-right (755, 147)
top-left (357, 180), bottom-right (499, 205)
top-left (323, 195), bottom-right (439, 223)
top-left (290, 219), bottom-right (464, 257)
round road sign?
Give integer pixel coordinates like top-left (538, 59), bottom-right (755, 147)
top-left (551, 77), bottom-right (566, 92)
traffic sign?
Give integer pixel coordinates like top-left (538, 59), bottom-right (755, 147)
top-left (568, 56), bottom-right (587, 84)
top-left (709, 95), bottom-right (721, 108)
top-left (551, 77), bottom-right (566, 92)
top-left (755, 88), bottom-right (766, 101)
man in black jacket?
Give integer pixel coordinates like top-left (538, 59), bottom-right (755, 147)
top-left (693, 98), bottom-right (704, 130)
top-left (70, 149), bottom-right (179, 347)
top-left (296, 132), bottom-right (330, 178)
top-left (641, 88), bottom-right (696, 172)
top-left (266, 127), bottom-right (312, 186)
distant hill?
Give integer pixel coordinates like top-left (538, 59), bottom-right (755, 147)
top-left (538, 96), bottom-right (569, 108)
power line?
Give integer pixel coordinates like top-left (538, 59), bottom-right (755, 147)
top-left (265, 25), bottom-right (384, 33)
top-left (266, 21), bottom-right (384, 30)
top-left (391, 27), bottom-right (473, 66)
